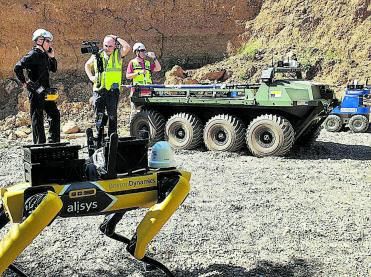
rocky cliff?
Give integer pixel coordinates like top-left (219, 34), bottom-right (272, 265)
top-left (0, 0), bottom-right (262, 77)
top-left (181, 0), bottom-right (370, 93)
top-left (0, 0), bottom-right (262, 119)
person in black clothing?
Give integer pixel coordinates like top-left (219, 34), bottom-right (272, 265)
top-left (14, 28), bottom-right (60, 144)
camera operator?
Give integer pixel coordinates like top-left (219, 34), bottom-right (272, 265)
top-left (84, 35), bottom-right (130, 137)
top-left (14, 28), bottom-right (60, 144)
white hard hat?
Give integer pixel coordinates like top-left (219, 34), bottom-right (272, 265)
top-left (32, 29), bottom-right (53, 41)
top-left (133, 42), bottom-right (146, 53)
top-left (149, 141), bottom-right (175, 169)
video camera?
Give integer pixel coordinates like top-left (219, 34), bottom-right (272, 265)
top-left (81, 40), bottom-right (104, 76)
top-left (81, 41), bottom-right (100, 55)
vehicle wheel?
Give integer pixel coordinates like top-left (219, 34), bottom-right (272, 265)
top-left (324, 115), bottom-right (342, 132)
top-left (295, 121), bottom-right (323, 145)
top-left (348, 115), bottom-right (369, 133)
top-left (165, 113), bottom-right (203, 150)
top-left (246, 114), bottom-right (295, 157)
top-left (130, 109), bottom-right (165, 144)
top-left (203, 114), bottom-right (246, 152)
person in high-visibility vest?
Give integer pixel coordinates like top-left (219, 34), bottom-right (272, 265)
top-left (85, 35), bottom-right (130, 136)
top-left (126, 42), bottom-right (161, 121)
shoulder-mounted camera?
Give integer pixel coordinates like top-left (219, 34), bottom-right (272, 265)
top-left (81, 41), bottom-right (100, 55)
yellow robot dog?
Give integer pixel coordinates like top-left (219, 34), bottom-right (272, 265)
top-left (0, 131), bottom-right (190, 276)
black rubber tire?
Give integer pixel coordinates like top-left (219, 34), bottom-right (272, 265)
top-left (295, 121), bottom-right (323, 145)
top-left (203, 114), bottom-right (246, 152)
top-left (246, 114), bottom-right (295, 157)
top-left (324, 115), bottom-right (342, 132)
top-left (130, 109), bottom-right (165, 144)
top-left (348, 115), bottom-right (369, 133)
top-left (165, 113), bottom-right (203, 150)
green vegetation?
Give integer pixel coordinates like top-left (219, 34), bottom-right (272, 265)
top-left (324, 48), bottom-right (342, 63)
top-left (298, 47), bottom-right (342, 71)
top-left (239, 40), bottom-right (262, 59)
top-left (299, 47), bottom-right (320, 70)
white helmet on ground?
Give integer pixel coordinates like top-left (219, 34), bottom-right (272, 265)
top-left (149, 141), bottom-right (175, 168)
top-left (133, 42), bottom-right (146, 53)
top-left (32, 29), bottom-right (53, 41)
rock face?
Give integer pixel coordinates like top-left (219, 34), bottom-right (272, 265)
top-left (201, 0), bottom-right (370, 93)
top-left (0, 79), bottom-right (23, 119)
top-left (0, 0), bottom-right (262, 78)
top-left (0, 0), bottom-right (262, 120)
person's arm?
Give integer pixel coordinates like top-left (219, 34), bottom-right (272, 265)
top-left (47, 48), bottom-right (57, 72)
top-left (84, 55), bottom-right (96, 82)
top-left (126, 60), bottom-right (144, 80)
top-left (49, 58), bottom-right (57, 73)
top-left (14, 51), bottom-right (34, 88)
top-left (109, 35), bottom-right (131, 58)
top-left (146, 52), bottom-right (161, 72)
top-left (152, 58), bottom-right (161, 72)
top-left (117, 37), bottom-right (131, 57)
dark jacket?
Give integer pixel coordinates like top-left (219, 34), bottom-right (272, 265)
top-left (14, 47), bottom-right (57, 89)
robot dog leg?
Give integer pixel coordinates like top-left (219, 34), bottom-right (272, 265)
top-left (0, 189), bottom-right (62, 275)
top-left (100, 171), bottom-right (190, 276)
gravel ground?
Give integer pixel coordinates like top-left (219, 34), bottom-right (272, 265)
top-left (0, 129), bottom-right (370, 277)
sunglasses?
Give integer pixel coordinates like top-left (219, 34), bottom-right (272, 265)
top-left (104, 45), bottom-right (115, 48)
top-left (139, 49), bottom-right (146, 52)
top-left (45, 39), bottom-right (52, 43)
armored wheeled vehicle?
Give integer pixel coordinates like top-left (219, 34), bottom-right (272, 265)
top-left (128, 62), bottom-right (337, 157)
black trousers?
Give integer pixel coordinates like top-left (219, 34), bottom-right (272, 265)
top-left (29, 91), bottom-right (60, 144)
top-left (93, 88), bottom-right (120, 136)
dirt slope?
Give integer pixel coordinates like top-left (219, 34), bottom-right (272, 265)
top-left (190, 0), bottom-right (370, 95)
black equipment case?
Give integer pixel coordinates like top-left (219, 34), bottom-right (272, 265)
top-left (23, 142), bottom-right (85, 186)
top-left (104, 137), bottom-right (148, 175)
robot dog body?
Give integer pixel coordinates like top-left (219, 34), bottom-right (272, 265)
top-left (0, 133), bottom-right (190, 276)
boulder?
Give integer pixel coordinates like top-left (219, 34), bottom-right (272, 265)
top-left (3, 116), bottom-right (16, 131)
top-left (200, 70), bottom-right (226, 81)
top-left (62, 121), bottom-right (81, 134)
top-left (164, 76), bottom-right (184, 85)
top-left (14, 130), bottom-right (28, 139)
top-left (183, 78), bottom-right (199, 84)
top-left (166, 65), bottom-right (185, 79)
top-left (15, 111), bottom-right (30, 127)
top-left (7, 131), bottom-right (16, 140)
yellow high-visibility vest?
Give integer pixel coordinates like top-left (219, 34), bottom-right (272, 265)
top-left (94, 49), bottom-right (122, 91)
top-left (132, 59), bottom-right (152, 85)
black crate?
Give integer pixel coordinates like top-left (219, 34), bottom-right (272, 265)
top-left (105, 137), bottom-right (148, 174)
top-left (23, 143), bottom-right (80, 163)
top-left (24, 159), bottom-right (86, 186)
